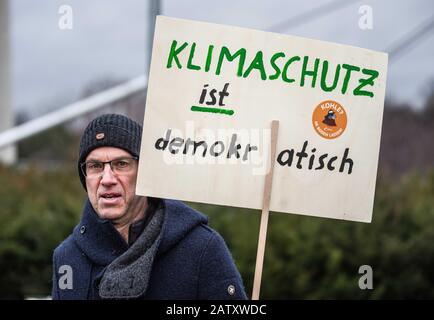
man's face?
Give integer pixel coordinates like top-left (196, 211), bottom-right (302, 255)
top-left (85, 147), bottom-right (141, 223)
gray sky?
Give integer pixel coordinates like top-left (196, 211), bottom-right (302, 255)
top-left (10, 0), bottom-right (434, 115)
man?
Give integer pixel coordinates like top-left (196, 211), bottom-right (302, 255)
top-left (52, 113), bottom-right (247, 299)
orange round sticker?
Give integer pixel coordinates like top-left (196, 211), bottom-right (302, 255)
top-left (312, 100), bottom-right (347, 139)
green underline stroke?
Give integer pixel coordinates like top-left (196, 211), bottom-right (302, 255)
top-left (191, 106), bottom-right (235, 116)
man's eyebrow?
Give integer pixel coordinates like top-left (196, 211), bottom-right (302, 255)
top-left (85, 156), bottom-right (130, 162)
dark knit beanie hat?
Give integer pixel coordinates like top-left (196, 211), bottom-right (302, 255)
top-left (78, 114), bottom-right (142, 189)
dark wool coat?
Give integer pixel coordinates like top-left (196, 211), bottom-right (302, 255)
top-left (52, 199), bottom-right (247, 300)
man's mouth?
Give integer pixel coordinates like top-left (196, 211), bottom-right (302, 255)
top-left (101, 193), bottom-right (121, 198)
top-left (100, 192), bottom-right (122, 204)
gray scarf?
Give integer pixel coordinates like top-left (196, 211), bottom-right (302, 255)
top-left (99, 207), bottom-right (165, 299)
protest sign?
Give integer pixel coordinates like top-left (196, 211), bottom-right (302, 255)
top-left (137, 16), bottom-right (388, 223)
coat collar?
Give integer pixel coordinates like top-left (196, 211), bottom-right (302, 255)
top-left (156, 200), bottom-right (208, 256)
top-left (72, 199), bottom-right (209, 265)
top-left (73, 200), bottom-right (129, 266)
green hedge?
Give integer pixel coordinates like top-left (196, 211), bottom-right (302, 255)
top-left (0, 165), bottom-right (84, 299)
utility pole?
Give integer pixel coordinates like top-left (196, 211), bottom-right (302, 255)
top-left (0, 0), bottom-right (16, 164)
top-left (146, 0), bottom-right (160, 77)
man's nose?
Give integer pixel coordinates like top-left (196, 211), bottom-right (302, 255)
top-left (100, 163), bottom-right (117, 185)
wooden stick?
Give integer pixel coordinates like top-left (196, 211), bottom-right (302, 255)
top-left (252, 120), bottom-right (279, 300)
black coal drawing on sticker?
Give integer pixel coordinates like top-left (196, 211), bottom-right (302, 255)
top-left (322, 110), bottom-right (337, 126)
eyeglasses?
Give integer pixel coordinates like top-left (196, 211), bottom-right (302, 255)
top-left (80, 157), bottom-right (139, 178)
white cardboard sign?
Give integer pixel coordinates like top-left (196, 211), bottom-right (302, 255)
top-left (137, 16), bottom-right (388, 223)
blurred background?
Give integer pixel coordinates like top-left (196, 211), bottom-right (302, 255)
top-left (0, 0), bottom-right (433, 299)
